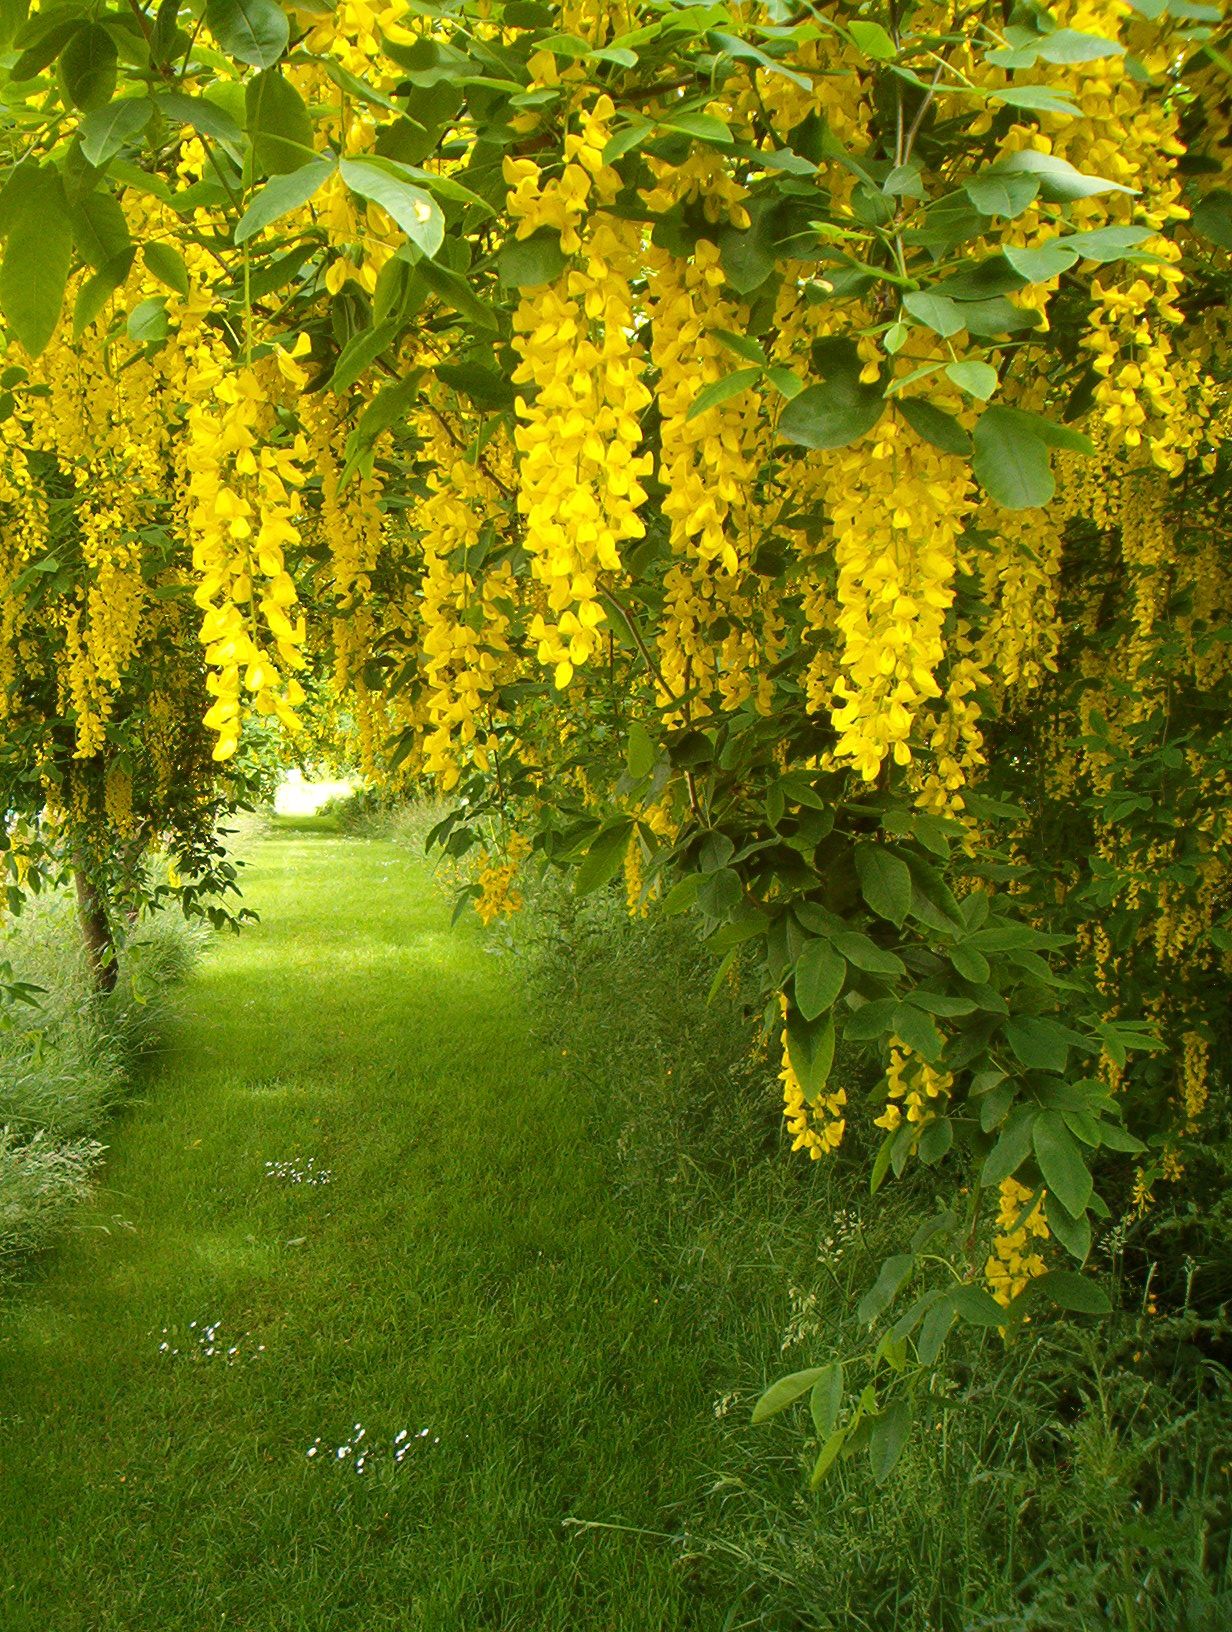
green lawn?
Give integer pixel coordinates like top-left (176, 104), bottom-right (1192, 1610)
top-left (0, 829), bottom-right (722, 1630)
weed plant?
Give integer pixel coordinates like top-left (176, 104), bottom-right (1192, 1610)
top-left (0, 895), bottom-right (198, 1286)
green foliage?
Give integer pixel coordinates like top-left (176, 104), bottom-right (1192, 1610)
top-left (0, 893), bottom-right (199, 1284)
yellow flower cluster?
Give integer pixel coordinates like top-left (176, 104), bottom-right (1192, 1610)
top-left (873, 1039), bottom-right (953, 1134)
top-left (475, 832), bottom-right (531, 926)
top-left (416, 425), bottom-right (513, 791)
top-left (825, 418), bottom-right (974, 782)
top-left (508, 98), bottom-right (652, 688)
top-left (985, 1178), bottom-right (1049, 1308)
top-left (183, 347), bottom-right (309, 760)
top-left (780, 1007), bottom-right (846, 1160)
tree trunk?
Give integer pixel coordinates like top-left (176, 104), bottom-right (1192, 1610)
top-left (74, 862), bottom-right (118, 996)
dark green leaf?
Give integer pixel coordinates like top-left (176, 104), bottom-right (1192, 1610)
top-left (858, 1253), bottom-right (913, 1324)
top-left (785, 1009), bottom-right (836, 1101)
top-left (574, 818), bottom-right (634, 897)
top-left (973, 404), bottom-right (1053, 508)
top-left (498, 228), bottom-right (567, 287)
top-left (1034, 1269), bottom-right (1111, 1315)
top-left (686, 366), bottom-right (761, 420)
top-left (0, 168), bottom-right (72, 357)
top-left (869, 1396), bottom-right (912, 1486)
top-left (855, 845), bottom-right (912, 928)
top-left (1033, 1110), bottom-right (1093, 1216)
top-left (917, 1299), bottom-right (956, 1363)
top-left (246, 68), bottom-right (315, 175)
top-left (898, 397), bottom-right (970, 455)
top-left (795, 939), bottom-right (846, 1021)
top-left (204, 0), bottom-right (289, 68)
top-left (778, 340), bottom-right (883, 450)
top-left (965, 171), bottom-right (1040, 218)
top-left (142, 241), bottom-right (189, 296)
top-left (58, 22), bottom-right (117, 112)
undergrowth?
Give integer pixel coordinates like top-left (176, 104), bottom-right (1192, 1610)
top-left (0, 896), bottom-right (199, 1286)
top-left (517, 875), bottom-right (1232, 1631)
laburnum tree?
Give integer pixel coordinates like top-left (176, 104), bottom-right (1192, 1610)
top-left (1, 0), bottom-right (1230, 1479)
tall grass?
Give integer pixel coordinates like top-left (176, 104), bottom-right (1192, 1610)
top-left (0, 894), bottom-right (199, 1285)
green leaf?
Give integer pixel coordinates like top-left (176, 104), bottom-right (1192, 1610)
top-left (1047, 1198), bottom-right (1093, 1262)
top-left (917, 1299), bottom-right (956, 1364)
top-left (785, 1009), bottom-right (836, 1101)
top-left (990, 85), bottom-right (1080, 117)
top-left (898, 397), bottom-right (971, 455)
top-left (498, 228), bottom-right (567, 287)
top-left (340, 156), bottom-right (445, 259)
top-left (79, 97), bottom-right (153, 167)
top-left (58, 22), bottom-right (117, 112)
top-left (991, 150), bottom-right (1136, 203)
top-left (950, 943), bottom-right (990, 983)
top-left (1192, 189), bottom-right (1232, 250)
top-left (946, 360), bottom-right (999, 401)
top-left (964, 171), bottom-right (1040, 218)
top-left (0, 168), bottom-right (73, 357)
top-left (1061, 225), bottom-right (1154, 263)
top-left (714, 326), bottom-right (766, 365)
top-left (766, 365), bottom-right (803, 398)
top-left (902, 290), bottom-right (965, 338)
top-left (70, 190), bottom-right (129, 271)
top-left (154, 90), bottom-right (245, 150)
top-left (849, 20), bottom-right (897, 60)
top-left (417, 259), bottom-right (498, 331)
top-left (854, 845), bottom-right (912, 928)
top-left (656, 110), bottom-right (732, 145)
top-left (0, 0), bottom-right (28, 53)
top-left (795, 939), bottom-right (846, 1021)
top-left (869, 1396), bottom-right (912, 1486)
top-left (1037, 28), bottom-right (1126, 64)
top-left (809, 1427), bottom-right (847, 1488)
top-left (246, 68), bottom-right (315, 175)
top-left (625, 720), bottom-right (655, 779)
top-left (981, 1109), bottom-right (1035, 1186)
top-left (204, 0), bottom-right (289, 68)
top-left (973, 404), bottom-right (1053, 508)
top-left (127, 294), bottom-right (168, 343)
top-left (697, 867), bottom-right (742, 920)
top-left (1034, 1269), bottom-right (1111, 1315)
top-left (777, 339), bottom-right (883, 450)
top-left (574, 818), bottom-right (634, 897)
top-left (809, 1362), bottom-right (843, 1439)
top-left (1004, 241), bottom-right (1079, 282)
top-left (330, 322), bottom-right (396, 393)
top-left (142, 241), bottom-right (189, 297)
top-left (1033, 1110), bottom-right (1093, 1216)
top-left (832, 931), bottom-right (905, 978)
top-left (751, 1365), bottom-right (831, 1423)
top-left (951, 1285), bottom-right (1007, 1327)
top-left (1005, 1015), bottom-right (1081, 1072)
top-left (72, 249), bottom-right (133, 337)
top-left (234, 157), bottom-right (334, 243)
top-left (858, 1254), bottom-right (914, 1324)
top-left (686, 366), bottom-right (761, 421)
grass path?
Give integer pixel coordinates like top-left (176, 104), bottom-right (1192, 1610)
top-left (0, 829), bottom-right (720, 1630)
